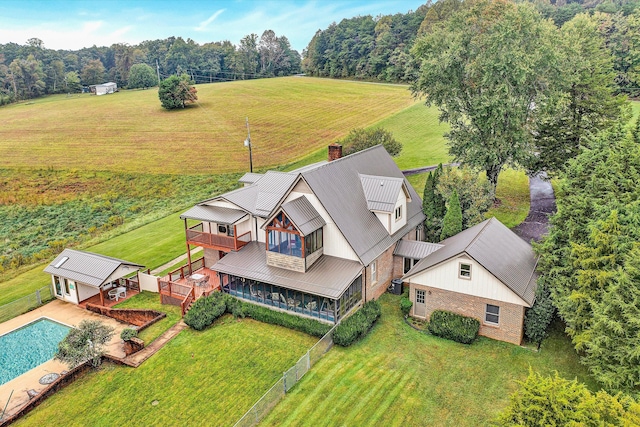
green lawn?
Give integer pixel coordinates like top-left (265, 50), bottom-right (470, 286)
top-left (261, 294), bottom-right (595, 427)
top-left (15, 315), bottom-right (316, 427)
top-left (0, 212), bottom-right (188, 306)
top-left (114, 291), bottom-right (182, 344)
top-left (406, 168), bottom-right (530, 229)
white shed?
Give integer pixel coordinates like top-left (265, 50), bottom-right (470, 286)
top-left (94, 82), bottom-right (117, 96)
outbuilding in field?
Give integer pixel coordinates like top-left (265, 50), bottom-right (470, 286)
top-left (90, 82), bottom-right (118, 96)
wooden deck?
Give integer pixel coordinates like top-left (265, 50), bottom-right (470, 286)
top-left (172, 267), bottom-right (220, 299)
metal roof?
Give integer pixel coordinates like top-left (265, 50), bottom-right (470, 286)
top-left (403, 218), bottom-right (538, 306)
top-left (279, 196), bottom-right (326, 236)
top-left (180, 205), bottom-right (248, 224)
top-left (222, 171), bottom-right (297, 218)
top-left (44, 249), bottom-right (144, 288)
top-left (290, 160), bottom-right (328, 174)
top-left (238, 173), bottom-right (264, 184)
top-left (212, 242), bottom-right (363, 299)
top-left (394, 240), bottom-right (443, 260)
top-left (360, 174), bottom-right (405, 213)
top-left (301, 145), bottom-right (425, 266)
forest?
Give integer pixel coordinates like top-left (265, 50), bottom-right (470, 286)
top-left (0, 29), bottom-right (301, 105)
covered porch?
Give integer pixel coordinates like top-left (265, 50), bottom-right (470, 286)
top-left (180, 204), bottom-right (252, 253)
top-left (213, 241), bottom-right (364, 323)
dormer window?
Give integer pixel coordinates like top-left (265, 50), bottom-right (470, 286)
top-left (267, 212), bottom-right (302, 257)
top-left (395, 206), bottom-right (402, 221)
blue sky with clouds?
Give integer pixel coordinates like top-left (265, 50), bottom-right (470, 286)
top-left (0, 1), bottom-right (425, 52)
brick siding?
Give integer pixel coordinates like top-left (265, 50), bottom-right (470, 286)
top-left (411, 284), bottom-right (525, 345)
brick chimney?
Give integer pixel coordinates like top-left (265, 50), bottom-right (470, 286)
top-left (328, 143), bottom-right (343, 162)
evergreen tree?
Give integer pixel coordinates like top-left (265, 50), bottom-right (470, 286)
top-left (158, 73), bottom-right (197, 109)
top-left (422, 164), bottom-right (446, 242)
top-left (440, 190), bottom-right (462, 241)
top-left (524, 281), bottom-right (554, 350)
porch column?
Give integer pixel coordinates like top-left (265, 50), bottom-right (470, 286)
top-left (185, 218), bottom-right (193, 275)
top-left (99, 286), bottom-right (105, 306)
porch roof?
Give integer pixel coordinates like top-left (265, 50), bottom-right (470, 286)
top-left (212, 242), bottom-right (363, 299)
top-left (180, 205), bottom-right (248, 225)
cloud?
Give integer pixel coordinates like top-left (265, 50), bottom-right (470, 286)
top-left (110, 26), bottom-right (134, 38)
top-left (195, 9), bottom-right (226, 32)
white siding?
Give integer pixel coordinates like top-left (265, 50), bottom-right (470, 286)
top-left (390, 189), bottom-right (407, 235)
top-left (105, 265), bottom-right (140, 283)
top-left (65, 280), bottom-right (79, 304)
top-left (406, 255), bottom-right (530, 307)
top-left (374, 211), bottom-right (390, 233)
top-left (203, 200), bottom-right (241, 210)
top-left (256, 217), bottom-right (266, 243)
top-left (235, 217), bottom-right (252, 238)
top-left (285, 180), bottom-right (359, 261)
top-left (77, 283), bottom-right (99, 302)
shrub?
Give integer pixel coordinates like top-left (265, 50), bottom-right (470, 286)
top-left (120, 327), bottom-right (138, 341)
top-left (400, 295), bottom-right (413, 317)
top-left (242, 302), bottom-right (331, 337)
top-left (184, 292), bottom-right (226, 331)
top-left (55, 320), bottom-right (114, 368)
top-left (333, 300), bottom-right (381, 346)
top-left (428, 310), bottom-right (480, 344)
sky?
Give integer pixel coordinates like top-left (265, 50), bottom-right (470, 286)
top-left (0, 1), bottom-right (425, 52)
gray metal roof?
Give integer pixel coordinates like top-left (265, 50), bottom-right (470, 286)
top-left (279, 196), bottom-right (326, 236)
top-left (238, 172), bottom-right (264, 184)
top-left (403, 218), bottom-right (538, 306)
top-left (394, 240), bottom-right (443, 260)
top-left (301, 145), bottom-right (425, 266)
top-left (360, 174), bottom-right (405, 213)
top-left (222, 171), bottom-right (297, 218)
top-left (44, 249), bottom-right (144, 288)
top-left (180, 205), bottom-right (248, 224)
top-left (290, 160), bottom-right (328, 174)
top-left (212, 242), bottom-right (363, 299)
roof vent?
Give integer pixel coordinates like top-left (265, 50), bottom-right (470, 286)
top-left (54, 256), bottom-right (69, 268)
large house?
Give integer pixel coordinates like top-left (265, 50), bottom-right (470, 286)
top-left (175, 145), bottom-right (425, 323)
top-left (402, 218), bottom-right (539, 345)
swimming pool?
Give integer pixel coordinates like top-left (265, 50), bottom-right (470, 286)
top-left (0, 318), bottom-right (71, 385)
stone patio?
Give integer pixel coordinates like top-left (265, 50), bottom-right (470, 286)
top-left (0, 300), bottom-right (130, 419)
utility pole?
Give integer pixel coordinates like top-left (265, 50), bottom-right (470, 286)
top-left (244, 117), bottom-right (253, 173)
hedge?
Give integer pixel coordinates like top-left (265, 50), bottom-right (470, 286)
top-left (184, 292), bottom-right (227, 331)
top-left (184, 292), bottom-right (331, 337)
top-left (333, 300), bottom-right (381, 346)
top-left (427, 310), bottom-right (479, 344)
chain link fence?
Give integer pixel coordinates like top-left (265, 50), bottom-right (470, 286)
top-left (0, 286), bottom-right (54, 323)
top-left (234, 324), bottom-right (337, 427)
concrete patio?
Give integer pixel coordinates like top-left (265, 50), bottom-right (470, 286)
top-left (0, 300), bottom-right (131, 419)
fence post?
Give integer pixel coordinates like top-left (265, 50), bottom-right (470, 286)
top-left (307, 351), bottom-right (310, 371)
top-left (36, 290), bottom-right (41, 305)
top-left (283, 372), bottom-right (287, 393)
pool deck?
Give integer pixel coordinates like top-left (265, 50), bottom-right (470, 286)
top-left (0, 300), bottom-right (130, 419)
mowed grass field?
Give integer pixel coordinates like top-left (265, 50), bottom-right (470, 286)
top-left (0, 77), bottom-right (415, 174)
top-left (14, 315), bottom-right (316, 427)
top-left (261, 295), bottom-right (595, 427)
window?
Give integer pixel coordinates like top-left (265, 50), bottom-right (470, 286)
top-left (63, 278), bottom-right (70, 295)
top-left (395, 205), bottom-right (402, 221)
top-left (53, 276), bottom-right (63, 296)
top-left (404, 258), bottom-right (417, 274)
top-left (485, 304), bottom-right (500, 325)
top-left (459, 262), bottom-right (472, 279)
top-left (416, 289), bottom-right (425, 304)
top-left (304, 228), bottom-right (323, 256)
top-left (371, 261), bottom-right (377, 283)
top-left (218, 224), bottom-right (227, 234)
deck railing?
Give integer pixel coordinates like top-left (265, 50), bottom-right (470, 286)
top-left (186, 224), bottom-right (251, 251)
top-left (167, 257), bottom-right (204, 282)
top-left (180, 287), bottom-right (196, 317)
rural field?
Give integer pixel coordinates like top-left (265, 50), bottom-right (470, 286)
top-left (0, 77), bottom-right (416, 174)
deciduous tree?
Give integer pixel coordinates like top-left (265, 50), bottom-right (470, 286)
top-left (158, 73), bottom-right (197, 109)
top-left (128, 63), bottom-right (157, 89)
top-left (436, 167), bottom-right (492, 230)
top-left (411, 0), bottom-right (557, 196)
top-left (340, 128), bottom-right (402, 157)
top-left (55, 320), bottom-right (114, 368)
top-left (81, 58), bottom-right (105, 85)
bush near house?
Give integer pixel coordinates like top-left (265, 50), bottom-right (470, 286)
top-left (184, 292), bottom-right (227, 330)
top-left (428, 310), bottom-right (480, 344)
top-left (184, 293), bottom-right (332, 337)
top-left (120, 327), bottom-right (137, 341)
top-left (400, 292), bottom-right (413, 317)
top-left (333, 300), bottom-right (381, 346)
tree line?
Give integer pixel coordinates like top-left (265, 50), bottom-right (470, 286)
top-left (302, 0), bottom-right (640, 97)
top-left (0, 30), bottom-right (301, 105)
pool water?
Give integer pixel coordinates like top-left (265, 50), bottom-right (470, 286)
top-left (0, 318), bottom-right (71, 385)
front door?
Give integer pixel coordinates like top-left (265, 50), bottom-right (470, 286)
top-left (414, 289), bottom-right (426, 317)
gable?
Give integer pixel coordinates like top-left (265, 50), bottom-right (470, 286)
top-left (406, 254), bottom-right (531, 307)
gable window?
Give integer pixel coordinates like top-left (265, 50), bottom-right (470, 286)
top-left (459, 262), bottom-right (472, 279)
top-left (395, 206), bottom-right (402, 221)
top-left (371, 261), bottom-right (377, 283)
top-left (485, 304), bottom-right (500, 325)
top-left (267, 212), bottom-right (302, 257)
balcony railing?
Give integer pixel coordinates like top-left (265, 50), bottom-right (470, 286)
top-left (186, 224), bottom-right (251, 251)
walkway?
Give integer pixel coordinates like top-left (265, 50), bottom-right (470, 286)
top-left (512, 173), bottom-right (556, 242)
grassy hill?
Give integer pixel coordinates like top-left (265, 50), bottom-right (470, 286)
top-left (0, 77), bottom-right (415, 174)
